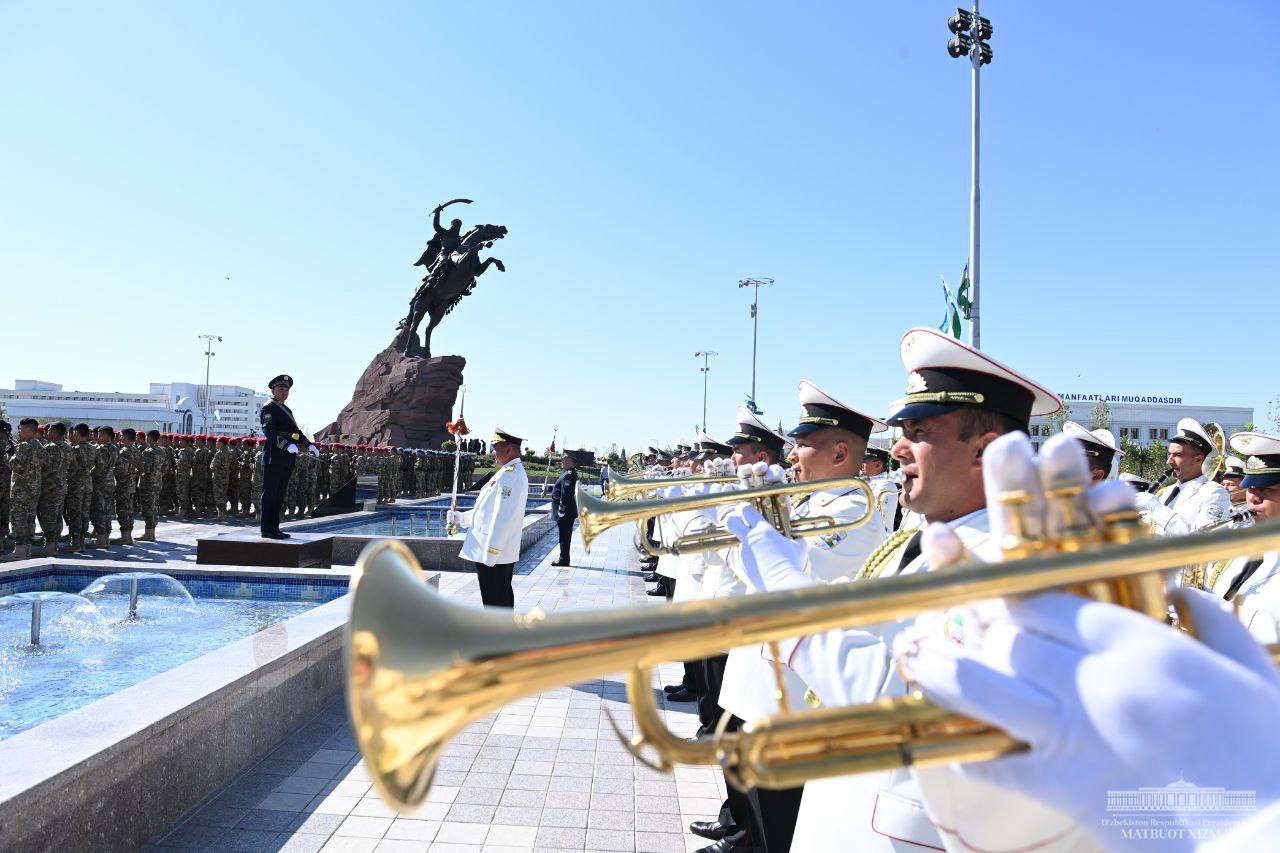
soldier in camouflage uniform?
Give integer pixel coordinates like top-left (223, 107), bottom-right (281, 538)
top-left (329, 445), bottom-right (350, 499)
top-left (297, 446), bottom-right (316, 516)
top-left (114, 428), bottom-right (139, 545)
top-left (1, 421), bottom-right (13, 553)
top-left (174, 435), bottom-right (194, 518)
top-left (210, 436), bottom-right (231, 519)
top-left (191, 435), bottom-right (212, 516)
top-left (91, 426), bottom-right (118, 548)
top-left (225, 437), bottom-right (241, 516)
top-left (157, 433), bottom-right (175, 515)
top-left (237, 439), bottom-right (255, 517)
top-left (252, 440), bottom-right (265, 519)
top-left (283, 454), bottom-right (300, 520)
top-left (65, 423), bottom-right (95, 552)
top-left (5, 419), bottom-right (42, 561)
top-left (135, 429), bottom-right (163, 541)
top-left (316, 446), bottom-right (330, 504)
top-left (36, 422), bottom-right (71, 556)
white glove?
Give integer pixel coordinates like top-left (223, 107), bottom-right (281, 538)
top-left (721, 504), bottom-right (808, 592)
top-left (286, 443), bottom-right (299, 454)
top-left (898, 431), bottom-right (1280, 851)
top-left (308, 444), bottom-right (320, 458)
top-left (446, 510), bottom-right (467, 529)
top-left (897, 588), bottom-right (1280, 852)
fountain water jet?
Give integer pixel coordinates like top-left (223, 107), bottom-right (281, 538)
top-left (80, 572), bottom-right (196, 622)
top-left (0, 592), bottom-right (110, 646)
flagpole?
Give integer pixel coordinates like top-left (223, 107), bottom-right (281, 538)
top-left (447, 385), bottom-right (466, 534)
top-left (968, 0), bottom-right (982, 349)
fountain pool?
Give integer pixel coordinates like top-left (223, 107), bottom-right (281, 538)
top-left (0, 569), bottom-right (345, 741)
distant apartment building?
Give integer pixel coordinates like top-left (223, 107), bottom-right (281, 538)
top-left (1, 379), bottom-right (270, 436)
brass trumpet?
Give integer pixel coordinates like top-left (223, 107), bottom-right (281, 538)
top-left (580, 476), bottom-right (876, 556)
top-left (606, 470), bottom-right (740, 501)
top-left (345, 517), bottom-right (1280, 810)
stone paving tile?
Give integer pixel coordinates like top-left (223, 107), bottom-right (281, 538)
top-left (154, 522), bottom-right (725, 852)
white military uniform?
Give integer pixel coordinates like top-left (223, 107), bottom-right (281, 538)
top-left (718, 483), bottom-right (885, 723)
top-left (868, 472), bottom-right (900, 533)
top-left (788, 509), bottom-right (1094, 852)
top-left (457, 458), bottom-right (529, 565)
top-left (781, 327), bottom-right (1086, 852)
top-left (1154, 473), bottom-right (1231, 530)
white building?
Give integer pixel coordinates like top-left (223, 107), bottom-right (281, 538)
top-left (0, 379), bottom-right (270, 437)
top-left (1029, 393), bottom-right (1253, 451)
top-left (149, 382), bottom-right (270, 437)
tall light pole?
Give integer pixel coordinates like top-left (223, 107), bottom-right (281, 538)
top-left (947, 4), bottom-right (992, 349)
top-left (694, 350), bottom-right (718, 432)
top-left (198, 334), bottom-right (222, 432)
top-left (737, 277), bottom-right (774, 412)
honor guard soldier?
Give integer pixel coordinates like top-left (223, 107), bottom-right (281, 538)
top-left (1135, 416), bottom-right (1232, 534)
top-left (259, 375), bottom-right (318, 539)
top-left (1062, 420), bottom-right (1121, 482)
top-left (448, 428), bottom-right (529, 607)
top-left (550, 449), bottom-right (579, 566)
top-left (726, 328), bottom-right (1074, 853)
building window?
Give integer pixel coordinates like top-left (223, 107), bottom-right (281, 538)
top-left (1149, 428), bottom-right (1169, 441)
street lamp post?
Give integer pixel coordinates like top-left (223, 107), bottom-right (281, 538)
top-left (737, 277), bottom-right (775, 412)
top-left (947, 4), bottom-right (992, 349)
top-left (693, 350), bottom-right (718, 432)
top-left (198, 334), bottom-right (222, 432)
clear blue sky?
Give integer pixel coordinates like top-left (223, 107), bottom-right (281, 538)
top-left (3, 1), bottom-right (1277, 453)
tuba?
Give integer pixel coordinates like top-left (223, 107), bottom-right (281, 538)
top-left (345, 495), bottom-right (1280, 809)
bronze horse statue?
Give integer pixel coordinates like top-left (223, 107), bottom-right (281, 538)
top-left (397, 219), bottom-right (507, 357)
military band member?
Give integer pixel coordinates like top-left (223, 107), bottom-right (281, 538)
top-left (861, 445), bottom-right (899, 532)
top-left (1209, 432), bottom-right (1280, 634)
top-left (259, 374), bottom-right (318, 539)
top-left (1221, 453), bottom-right (1246, 500)
top-left (1062, 420), bottom-right (1120, 482)
top-left (727, 328), bottom-right (1072, 852)
top-left (1135, 417), bottom-right (1231, 534)
top-left (448, 428), bottom-right (529, 608)
top-left (1119, 471), bottom-right (1151, 492)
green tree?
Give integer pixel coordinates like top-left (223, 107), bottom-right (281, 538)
top-left (1091, 399), bottom-right (1112, 431)
top-left (1045, 403), bottom-right (1073, 435)
top-left (441, 439), bottom-right (456, 452)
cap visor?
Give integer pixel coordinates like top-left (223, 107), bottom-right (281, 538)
top-left (787, 423), bottom-right (827, 438)
top-left (1242, 473), bottom-right (1280, 489)
top-left (885, 401), bottom-right (964, 426)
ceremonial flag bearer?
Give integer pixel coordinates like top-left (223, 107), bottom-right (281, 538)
top-left (450, 428), bottom-right (528, 607)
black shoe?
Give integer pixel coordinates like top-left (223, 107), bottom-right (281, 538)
top-left (662, 683), bottom-right (687, 695)
top-left (690, 820), bottom-right (735, 841)
top-left (643, 572), bottom-right (661, 582)
top-left (694, 837), bottom-right (745, 853)
top-left (646, 586), bottom-right (667, 597)
top-left (550, 559), bottom-right (570, 566)
top-left (262, 532), bottom-right (288, 540)
top-left (666, 687), bottom-right (697, 702)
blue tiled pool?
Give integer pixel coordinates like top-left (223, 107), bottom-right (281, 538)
top-left (0, 569), bottom-right (347, 740)
top-left (308, 496), bottom-right (550, 538)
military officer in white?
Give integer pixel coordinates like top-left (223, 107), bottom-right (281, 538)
top-left (449, 427), bottom-right (528, 608)
top-left (715, 380), bottom-right (890, 853)
top-left (1062, 421), bottom-right (1121, 482)
top-left (724, 328), bottom-right (1083, 852)
top-left (862, 445), bottom-right (899, 532)
top-left (1135, 417), bottom-right (1231, 535)
top-left (1209, 432), bottom-right (1280, 640)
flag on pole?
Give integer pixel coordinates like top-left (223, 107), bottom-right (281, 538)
top-left (938, 278), bottom-right (962, 340)
top-left (937, 263), bottom-right (972, 341)
top-left (956, 262), bottom-right (972, 321)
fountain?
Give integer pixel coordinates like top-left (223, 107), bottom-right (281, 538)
top-left (0, 592), bottom-right (111, 647)
top-left (80, 572), bottom-right (197, 622)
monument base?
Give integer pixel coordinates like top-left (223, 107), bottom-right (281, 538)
top-left (318, 337), bottom-right (464, 450)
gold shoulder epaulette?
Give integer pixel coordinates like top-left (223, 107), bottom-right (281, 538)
top-left (857, 527), bottom-right (916, 580)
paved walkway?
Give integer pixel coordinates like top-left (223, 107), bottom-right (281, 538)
top-left (150, 520), bottom-right (727, 853)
